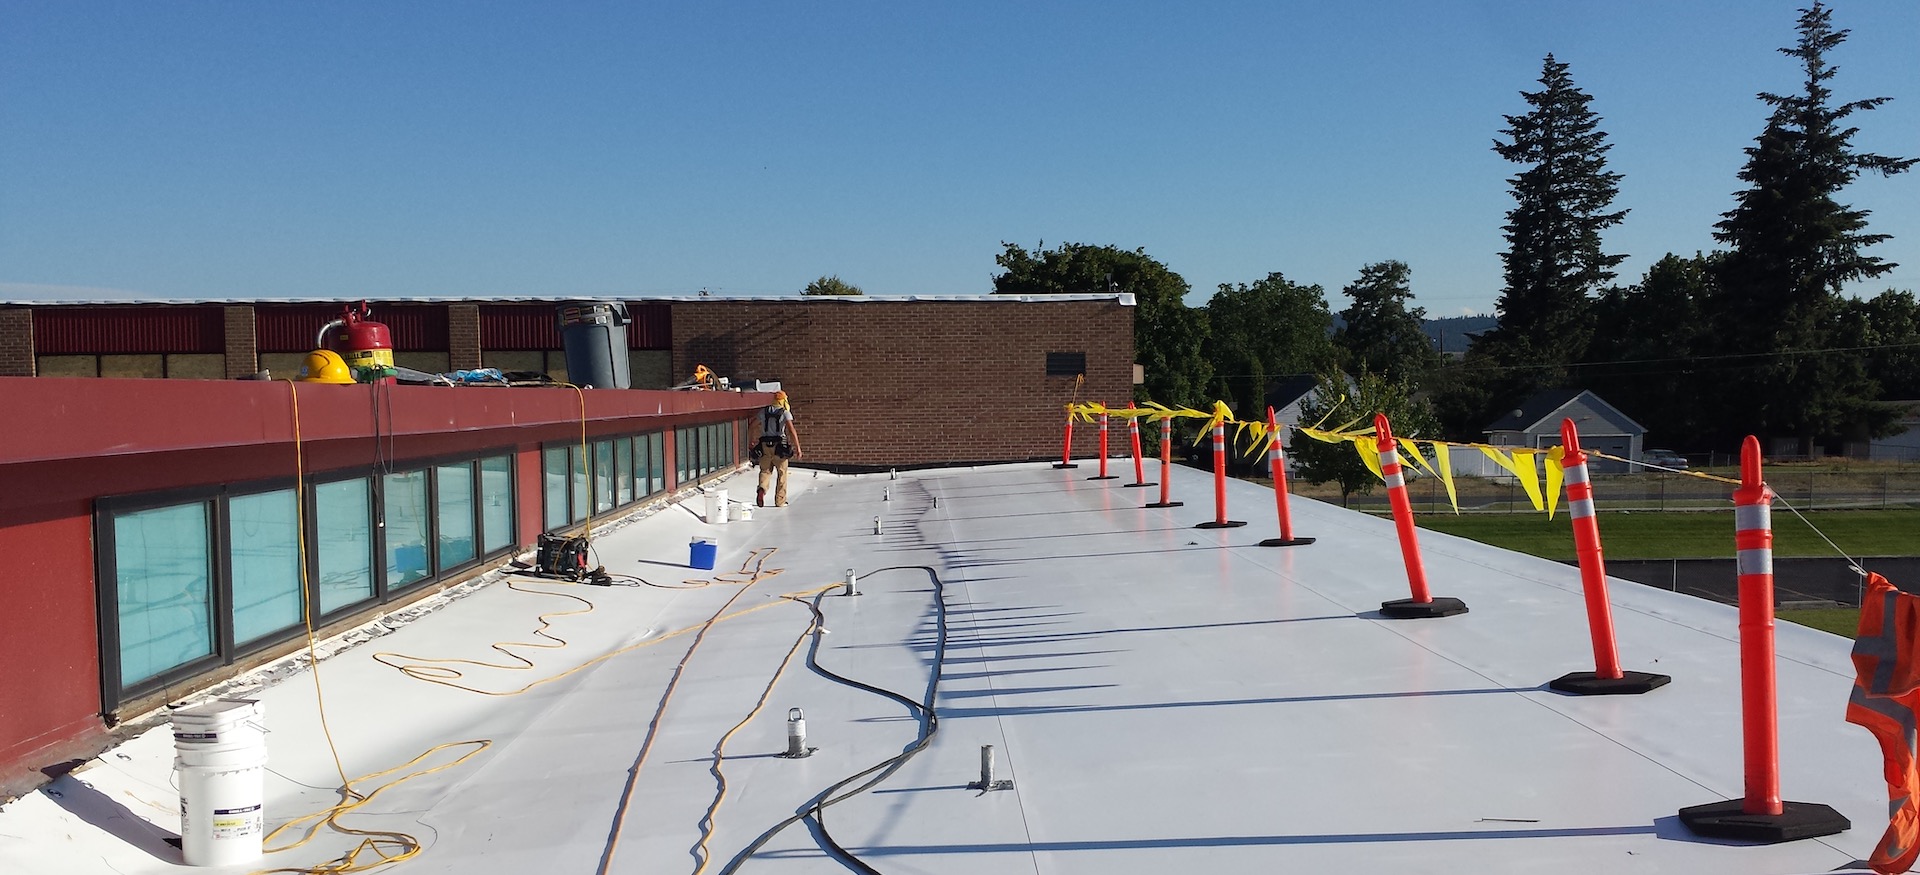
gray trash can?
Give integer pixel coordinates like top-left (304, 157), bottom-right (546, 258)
top-left (557, 302), bottom-right (631, 389)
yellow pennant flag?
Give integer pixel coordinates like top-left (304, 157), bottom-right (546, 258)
top-left (1433, 442), bottom-right (1460, 514)
top-left (1397, 438), bottom-right (1438, 480)
top-left (1544, 446), bottom-right (1566, 520)
top-left (1510, 449), bottom-right (1545, 512)
top-left (1356, 436), bottom-right (1385, 482)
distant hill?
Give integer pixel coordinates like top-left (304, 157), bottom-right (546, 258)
top-left (1422, 315), bottom-right (1497, 353)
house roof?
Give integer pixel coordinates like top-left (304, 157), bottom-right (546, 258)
top-left (0, 462), bottom-right (1886, 873)
top-left (1262, 374), bottom-right (1321, 411)
top-left (1484, 388), bottom-right (1647, 435)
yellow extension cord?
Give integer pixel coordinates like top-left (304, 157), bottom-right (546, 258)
top-left (256, 381), bottom-right (446, 874)
top-left (266, 380), bottom-right (830, 874)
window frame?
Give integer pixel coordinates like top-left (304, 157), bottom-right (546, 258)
top-left (95, 450), bottom-right (520, 712)
top-left (94, 486), bottom-right (226, 709)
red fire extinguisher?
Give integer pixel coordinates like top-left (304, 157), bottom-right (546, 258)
top-left (318, 301), bottom-right (395, 384)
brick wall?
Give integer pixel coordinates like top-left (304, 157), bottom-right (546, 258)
top-left (223, 305), bottom-right (257, 378)
top-left (448, 304), bottom-right (482, 370)
top-left (0, 310), bottom-right (30, 377)
top-left (671, 298), bottom-right (1133, 468)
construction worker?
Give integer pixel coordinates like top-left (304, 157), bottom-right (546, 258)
top-left (753, 391), bottom-right (802, 506)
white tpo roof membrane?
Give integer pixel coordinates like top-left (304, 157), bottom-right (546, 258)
top-left (0, 461), bottom-right (1891, 874)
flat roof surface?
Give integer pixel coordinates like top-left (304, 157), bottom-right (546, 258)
top-left (0, 461), bottom-right (1891, 873)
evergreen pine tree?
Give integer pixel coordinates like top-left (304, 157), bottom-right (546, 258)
top-left (1709, 1), bottom-right (1914, 452)
top-left (1479, 55), bottom-right (1627, 389)
top-left (1334, 260), bottom-right (1438, 387)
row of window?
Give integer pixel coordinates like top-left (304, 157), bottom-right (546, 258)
top-left (542, 432), bottom-right (667, 530)
top-left (98, 455), bottom-right (514, 708)
top-left (101, 417), bottom-right (751, 710)
top-left (677, 421), bottom-right (740, 485)
top-left (540, 420), bottom-right (742, 532)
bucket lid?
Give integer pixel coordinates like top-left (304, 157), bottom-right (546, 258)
top-left (172, 698), bottom-right (263, 727)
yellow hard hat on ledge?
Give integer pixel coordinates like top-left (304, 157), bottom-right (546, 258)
top-left (297, 349), bottom-right (355, 384)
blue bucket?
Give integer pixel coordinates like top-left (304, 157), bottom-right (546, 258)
top-left (689, 538), bottom-right (717, 570)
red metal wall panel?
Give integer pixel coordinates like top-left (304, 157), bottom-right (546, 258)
top-left (32, 306), bottom-right (225, 354)
top-left (479, 304), bottom-right (562, 350)
top-left (256, 304), bottom-right (449, 352)
top-left (0, 376), bottom-right (766, 788)
top-left (626, 302), bottom-right (671, 350)
top-left (478, 302), bottom-right (670, 351)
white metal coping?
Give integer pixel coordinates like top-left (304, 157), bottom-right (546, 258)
top-left (0, 291), bottom-right (1136, 307)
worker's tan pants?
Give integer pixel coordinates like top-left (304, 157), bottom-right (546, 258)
top-left (757, 453), bottom-right (789, 506)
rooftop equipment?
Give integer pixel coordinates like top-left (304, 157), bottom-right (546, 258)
top-left (557, 302), bottom-right (630, 389)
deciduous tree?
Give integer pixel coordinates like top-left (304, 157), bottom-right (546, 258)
top-left (1203, 272), bottom-right (1336, 419)
top-left (993, 241), bottom-right (1211, 408)
top-left (802, 275), bottom-right (863, 296)
top-left (1290, 368), bottom-right (1438, 507)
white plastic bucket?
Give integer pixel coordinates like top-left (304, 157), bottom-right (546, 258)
top-left (173, 698), bottom-right (268, 867)
top-left (703, 488), bottom-right (730, 524)
top-left (176, 756), bottom-right (266, 867)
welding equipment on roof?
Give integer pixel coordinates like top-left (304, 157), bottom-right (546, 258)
top-left (316, 301), bottom-right (396, 384)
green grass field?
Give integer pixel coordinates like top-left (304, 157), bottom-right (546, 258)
top-left (1409, 508), bottom-right (1915, 638)
top-left (1412, 508), bottom-right (1913, 562)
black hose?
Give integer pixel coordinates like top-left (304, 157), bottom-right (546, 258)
top-left (717, 565), bottom-right (949, 874)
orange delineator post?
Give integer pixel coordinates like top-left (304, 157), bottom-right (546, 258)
top-left (1733, 436), bottom-right (1782, 816)
top-left (1678, 434), bottom-right (1847, 841)
top-left (1548, 418), bottom-right (1668, 695)
top-left (1375, 414), bottom-right (1464, 618)
top-left (1124, 413), bottom-right (1154, 488)
top-left (1146, 417), bottom-right (1183, 509)
top-left (1089, 408), bottom-right (1118, 480)
top-left (1194, 419), bottom-right (1245, 529)
top-left (1054, 407), bottom-right (1078, 469)
top-left (1568, 422), bottom-right (1622, 678)
top-left (1259, 406), bottom-right (1313, 547)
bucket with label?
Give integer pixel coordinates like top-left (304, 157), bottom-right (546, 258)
top-left (173, 699), bottom-right (267, 867)
top-left (689, 537), bottom-right (718, 570)
top-left (702, 488), bottom-right (730, 524)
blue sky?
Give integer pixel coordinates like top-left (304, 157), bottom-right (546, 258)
top-left (3, 1), bottom-right (1916, 315)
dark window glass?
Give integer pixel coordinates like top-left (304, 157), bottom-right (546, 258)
top-left (615, 438), bottom-right (633, 506)
top-left (437, 463), bottom-right (476, 569)
top-left (316, 478), bottom-right (375, 613)
top-left (543, 446), bottom-right (567, 530)
top-left (113, 502), bottom-right (214, 686)
top-left (384, 470), bottom-right (432, 589)
top-left (481, 455), bottom-right (513, 553)
top-left (229, 489), bottom-right (302, 644)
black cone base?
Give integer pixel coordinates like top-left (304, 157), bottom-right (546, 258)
top-left (1549, 670), bottom-right (1671, 696)
top-left (1196, 520), bottom-right (1247, 529)
top-left (1145, 501), bottom-right (1185, 508)
top-left (1088, 475), bottom-right (1119, 480)
top-left (1259, 537), bottom-right (1317, 547)
top-left (1379, 596), bottom-right (1468, 618)
top-left (1053, 463), bottom-right (1079, 469)
top-left (1124, 482), bottom-right (1157, 488)
top-left (1678, 799), bottom-right (1850, 843)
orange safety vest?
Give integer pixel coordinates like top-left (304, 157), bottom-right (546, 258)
top-left (1849, 572), bottom-right (1920, 874)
